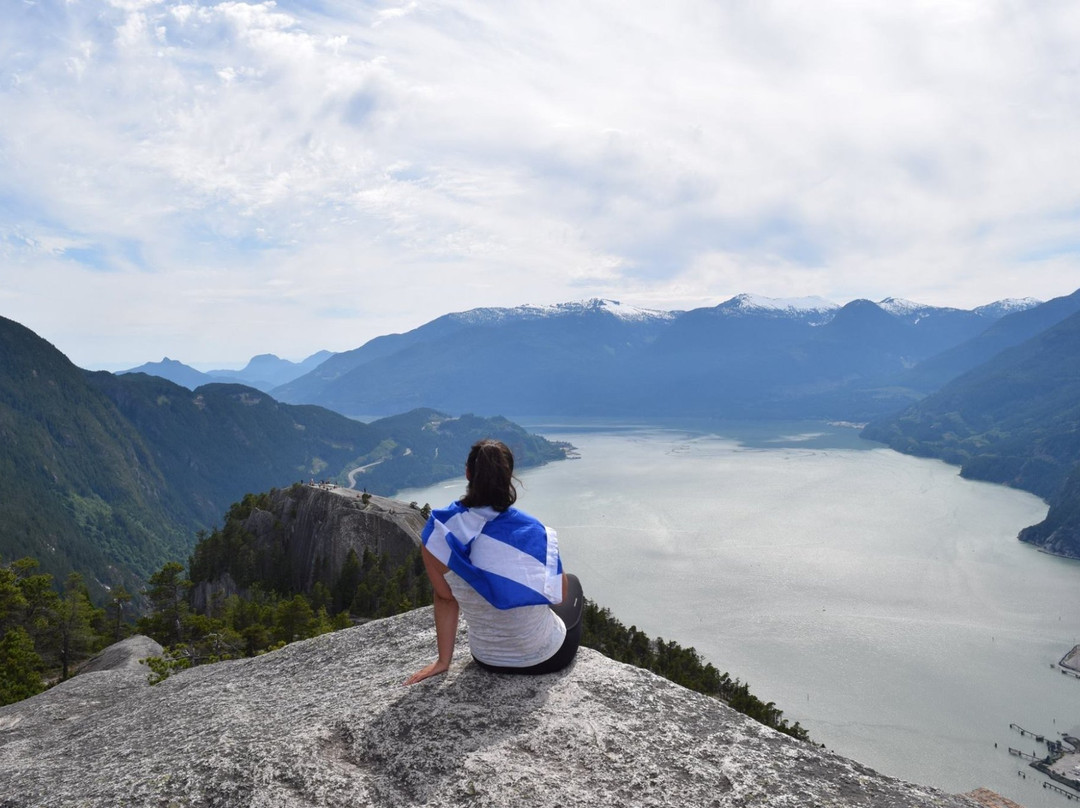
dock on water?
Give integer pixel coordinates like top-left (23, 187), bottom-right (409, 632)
top-left (1009, 723), bottom-right (1045, 743)
top-left (1007, 722), bottom-right (1080, 799)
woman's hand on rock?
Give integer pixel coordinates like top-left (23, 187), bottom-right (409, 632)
top-left (404, 659), bottom-right (450, 685)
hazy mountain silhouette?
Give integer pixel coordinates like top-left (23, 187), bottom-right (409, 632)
top-left (273, 294), bottom-right (1039, 419)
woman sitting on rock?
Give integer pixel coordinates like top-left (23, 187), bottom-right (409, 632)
top-left (405, 439), bottom-right (583, 684)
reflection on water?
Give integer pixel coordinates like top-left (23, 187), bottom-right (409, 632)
top-left (399, 420), bottom-right (1080, 808)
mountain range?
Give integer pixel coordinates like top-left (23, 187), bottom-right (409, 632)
top-left (120, 350), bottom-right (335, 392)
top-left (268, 294), bottom-right (1046, 420)
top-left (127, 293), bottom-right (1054, 424)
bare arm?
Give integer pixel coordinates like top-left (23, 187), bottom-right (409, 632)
top-left (404, 547), bottom-right (459, 685)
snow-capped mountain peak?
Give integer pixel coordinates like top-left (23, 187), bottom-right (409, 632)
top-left (879, 296), bottom-right (1044, 323)
top-left (877, 297), bottom-right (931, 317)
top-left (549, 298), bottom-right (677, 322)
top-left (973, 297), bottom-right (1042, 318)
top-left (716, 293), bottom-right (839, 322)
top-left (449, 299), bottom-right (675, 326)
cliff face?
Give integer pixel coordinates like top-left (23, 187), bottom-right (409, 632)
top-left (255, 485), bottom-right (425, 579)
top-left (0, 609), bottom-right (982, 808)
top-left (192, 485), bottom-right (425, 610)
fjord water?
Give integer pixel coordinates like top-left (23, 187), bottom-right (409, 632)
top-left (399, 421), bottom-right (1080, 807)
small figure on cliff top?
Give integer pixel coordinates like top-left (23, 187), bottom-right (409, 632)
top-left (405, 439), bottom-right (583, 684)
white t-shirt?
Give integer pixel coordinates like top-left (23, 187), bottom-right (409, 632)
top-left (445, 570), bottom-right (567, 667)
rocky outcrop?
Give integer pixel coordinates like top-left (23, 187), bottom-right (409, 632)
top-left (0, 609), bottom-right (986, 808)
top-left (193, 484), bottom-right (425, 610)
top-left (76, 635), bottom-right (163, 674)
top-left (253, 485), bottom-right (425, 573)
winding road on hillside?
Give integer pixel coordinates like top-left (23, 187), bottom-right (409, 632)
top-left (347, 460), bottom-right (384, 489)
top-left (346, 448), bottom-right (411, 489)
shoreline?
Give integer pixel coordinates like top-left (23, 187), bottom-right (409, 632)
top-left (1033, 545), bottom-right (1080, 562)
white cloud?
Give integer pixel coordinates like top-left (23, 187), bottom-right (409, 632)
top-left (2, 0), bottom-right (1080, 366)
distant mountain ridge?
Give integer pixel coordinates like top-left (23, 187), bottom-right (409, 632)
top-left (266, 293), bottom-right (1046, 420)
top-left (878, 296), bottom-right (1038, 322)
top-left (892, 290), bottom-right (1080, 393)
top-left (120, 350), bottom-right (334, 392)
top-left (121, 294), bottom-right (1050, 422)
top-left (119, 357), bottom-right (210, 390)
top-left (208, 350), bottom-right (336, 389)
top-left (450, 297), bottom-right (680, 325)
top-left (269, 298), bottom-right (675, 410)
top-left (712, 293), bottom-right (839, 321)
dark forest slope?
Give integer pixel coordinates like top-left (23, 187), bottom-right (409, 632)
top-left (0, 317), bottom-right (186, 589)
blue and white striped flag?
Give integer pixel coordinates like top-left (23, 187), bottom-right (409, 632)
top-left (422, 503), bottom-right (563, 609)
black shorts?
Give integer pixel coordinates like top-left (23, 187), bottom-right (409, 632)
top-left (473, 574), bottom-right (584, 676)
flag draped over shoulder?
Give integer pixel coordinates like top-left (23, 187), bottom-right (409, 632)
top-left (422, 503), bottom-right (563, 609)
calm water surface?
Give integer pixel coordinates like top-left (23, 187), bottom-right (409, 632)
top-left (399, 420), bottom-right (1080, 808)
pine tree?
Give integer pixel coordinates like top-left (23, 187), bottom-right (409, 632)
top-left (333, 550), bottom-right (362, 614)
top-left (56, 573), bottom-right (100, 680)
top-left (138, 562), bottom-right (191, 647)
top-left (0, 627), bottom-right (44, 706)
top-left (108, 586), bottom-right (133, 643)
top-left (0, 559), bottom-right (28, 634)
top-left (274, 595), bottom-right (316, 643)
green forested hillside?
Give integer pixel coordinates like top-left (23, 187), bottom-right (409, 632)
top-left (0, 317), bottom-right (569, 596)
top-left (863, 309), bottom-right (1080, 556)
top-left (1017, 465), bottom-right (1080, 555)
top-left (0, 317), bottom-right (188, 590)
top-left (358, 408), bottom-right (570, 492)
top-left (86, 372), bottom-right (385, 527)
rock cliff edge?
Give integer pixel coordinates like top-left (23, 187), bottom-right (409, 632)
top-left (0, 609), bottom-right (984, 807)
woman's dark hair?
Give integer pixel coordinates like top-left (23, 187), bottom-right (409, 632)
top-left (460, 439), bottom-right (517, 511)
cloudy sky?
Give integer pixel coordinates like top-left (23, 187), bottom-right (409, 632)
top-left (2, 0), bottom-right (1079, 369)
